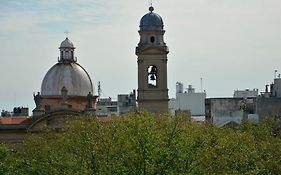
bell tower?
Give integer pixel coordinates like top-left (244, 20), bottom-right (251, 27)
top-left (136, 6), bottom-right (169, 113)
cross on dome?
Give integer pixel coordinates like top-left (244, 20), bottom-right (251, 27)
top-left (64, 30), bottom-right (70, 38)
top-left (148, 0), bottom-right (153, 7)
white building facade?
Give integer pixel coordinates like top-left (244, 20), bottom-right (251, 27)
top-left (169, 82), bottom-right (206, 116)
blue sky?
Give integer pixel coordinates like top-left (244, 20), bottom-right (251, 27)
top-left (1, 0), bottom-right (281, 113)
top-left (0, 0), bottom-right (110, 36)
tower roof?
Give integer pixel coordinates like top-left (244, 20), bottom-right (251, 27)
top-left (60, 37), bottom-right (75, 49)
top-left (139, 6), bottom-right (164, 30)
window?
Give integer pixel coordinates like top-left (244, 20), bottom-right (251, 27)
top-left (71, 51), bottom-right (74, 59)
top-left (65, 51), bottom-right (69, 59)
top-left (150, 36), bottom-right (155, 43)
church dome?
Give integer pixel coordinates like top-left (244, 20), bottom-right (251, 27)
top-left (60, 37), bottom-right (75, 49)
top-left (140, 6), bottom-right (164, 30)
top-left (41, 62), bottom-right (94, 96)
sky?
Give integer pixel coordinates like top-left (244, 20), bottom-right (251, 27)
top-left (1, 0), bottom-right (281, 112)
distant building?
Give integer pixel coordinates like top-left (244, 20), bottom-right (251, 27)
top-left (96, 98), bottom-right (118, 117)
top-left (255, 77), bottom-right (281, 121)
top-left (0, 117), bottom-right (31, 125)
top-left (1, 107), bottom-right (29, 117)
top-left (1, 107), bottom-right (30, 125)
top-left (273, 77), bottom-right (281, 97)
top-left (96, 90), bottom-right (137, 117)
top-left (233, 89), bottom-right (258, 98)
top-left (255, 97), bottom-right (281, 121)
top-left (118, 90), bottom-right (137, 115)
top-left (169, 82), bottom-right (206, 116)
top-left (205, 98), bottom-right (257, 127)
top-left (206, 75), bottom-right (281, 127)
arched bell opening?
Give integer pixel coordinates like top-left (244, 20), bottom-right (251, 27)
top-left (148, 65), bottom-right (157, 88)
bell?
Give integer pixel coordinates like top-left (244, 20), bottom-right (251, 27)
top-left (150, 74), bottom-right (156, 80)
top-left (150, 66), bottom-right (157, 74)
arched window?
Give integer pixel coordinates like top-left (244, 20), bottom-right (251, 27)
top-left (148, 65), bottom-right (157, 88)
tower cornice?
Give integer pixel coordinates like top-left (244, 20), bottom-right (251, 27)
top-left (136, 45), bottom-right (169, 55)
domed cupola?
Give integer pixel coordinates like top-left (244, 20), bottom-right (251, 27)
top-left (60, 37), bottom-right (75, 48)
top-left (140, 6), bottom-right (164, 30)
top-left (41, 37), bottom-right (94, 96)
top-left (136, 6), bottom-right (168, 51)
top-left (59, 37), bottom-right (76, 63)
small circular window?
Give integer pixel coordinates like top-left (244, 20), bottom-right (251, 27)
top-left (150, 36), bottom-right (155, 43)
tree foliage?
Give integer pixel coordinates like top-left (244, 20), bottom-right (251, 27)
top-left (1, 112), bottom-right (281, 174)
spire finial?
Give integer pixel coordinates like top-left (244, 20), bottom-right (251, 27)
top-left (64, 30), bottom-right (70, 38)
top-left (148, 0), bottom-right (154, 12)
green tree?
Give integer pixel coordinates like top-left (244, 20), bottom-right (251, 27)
top-left (1, 112), bottom-right (281, 174)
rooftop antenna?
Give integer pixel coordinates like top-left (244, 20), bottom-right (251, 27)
top-left (98, 81), bottom-right (101, 98)
top-left (64, 30), bottom-right (70, 38)
top-left (200, 78), bottom-right (203, 92)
